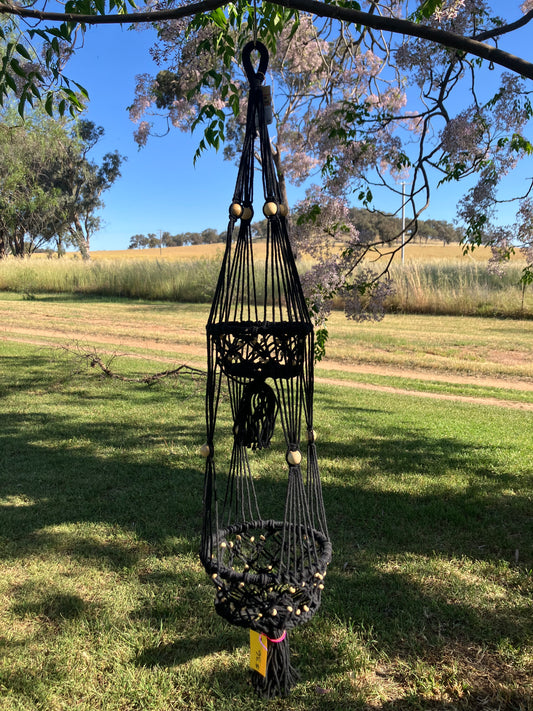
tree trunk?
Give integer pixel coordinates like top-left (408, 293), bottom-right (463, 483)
top-left (71, 215), bottom-right (91, 260)
top-left (9, 227), bottom-right (26, 257)
top-left (272, 146), bottom-right (289, 210)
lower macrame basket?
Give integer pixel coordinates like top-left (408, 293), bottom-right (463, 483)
top-left (203, 520), bottom-right (332, 697)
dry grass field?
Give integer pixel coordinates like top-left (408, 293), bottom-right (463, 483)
top-left (85, 242), bottom-right (510, 263)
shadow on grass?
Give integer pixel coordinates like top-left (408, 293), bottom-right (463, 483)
top-left (0, 350), bottom-right (531, 708)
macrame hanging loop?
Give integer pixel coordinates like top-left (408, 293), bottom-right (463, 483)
top-left (242, 40), bottom-right (269, 87)
top-left (200, 40), bottom-right (331, 699)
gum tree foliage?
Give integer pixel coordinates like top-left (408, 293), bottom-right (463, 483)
top-left (0, 121), bottom-right (66, 257)
top-left (2, 1), bottom-right (533, 312)
top-left (57, 120), bottom-right (125, 259)
top-left (0, 114), bottom-right (124, 258)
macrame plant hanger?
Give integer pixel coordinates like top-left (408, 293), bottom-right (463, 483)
top-left (200, 40), bottom-right (331, 698)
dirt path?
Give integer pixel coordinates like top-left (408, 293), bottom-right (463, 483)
top-left (315, 376), bottom-right (533, 411)
top-left (2, 329), bottom-right (533, 412)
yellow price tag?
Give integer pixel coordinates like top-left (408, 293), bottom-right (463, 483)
top-left (249, 630), bottom-right (268, 677)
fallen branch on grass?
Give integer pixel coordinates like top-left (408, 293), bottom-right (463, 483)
top-left (59, 341), bottom-right (206, 384)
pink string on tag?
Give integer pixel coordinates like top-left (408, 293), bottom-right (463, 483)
top-left (267, 630), bottom-right (287, 644)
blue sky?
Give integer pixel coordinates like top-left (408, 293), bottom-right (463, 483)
top-left (66, 4), bottom-right (533, 252)
top-left (67, 24), bottom-right (239, 250)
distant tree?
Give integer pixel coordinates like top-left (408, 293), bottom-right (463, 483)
top-left (201, 227), bottom-right (220, 244)
top-left (128, 234), bottom-right (146, 249)
top-left (347, 209), bottom-right (402, 245)
top-left (57, 120), bottom-right (125, 259)
top-left (251, 220), bottom-right (268, 240)
top-left (147, 232), bottom-right (159, 248)
top-left (160, 230), bottom-right (172, 247)
top-left (418, 218), bottom-right (463, 245)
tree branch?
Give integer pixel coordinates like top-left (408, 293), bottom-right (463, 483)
top-left (1, 0), bottom-right (533, 79)
top-left (274, 0), bottom-right (533, 80)
top-left (474, 9), bottom-right (533, 42)
top-left (59, 341), bottom-right (206, 384)
top-left (0, 0), bottom-right (228, 24)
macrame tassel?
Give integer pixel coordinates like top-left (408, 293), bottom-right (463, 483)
top-left (251, 632), bottom-right (299, 698)
top-left (234, 380), bottom-right (278, 450)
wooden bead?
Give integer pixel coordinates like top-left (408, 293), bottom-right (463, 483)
top-left (230, 202), bottom-right (243, 218)
top-left (241, 206), bottom-right (253, 221)
top-left (263, 201), bottom-right (278, 217)
top-left (279, 203), bottom-right (289, 217)
top-left (200, 443), bottom-right (211, 458)
top-left (308, 429), bottom-right (317, 443)
top-left (287, 449), bottom-right (302, 466)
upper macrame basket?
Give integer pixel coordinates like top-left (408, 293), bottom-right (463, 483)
top-left (200, 41), bottom-right (331, 698)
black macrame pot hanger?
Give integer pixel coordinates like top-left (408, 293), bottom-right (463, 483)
top-left (200, 41), bottom-right (331, 698)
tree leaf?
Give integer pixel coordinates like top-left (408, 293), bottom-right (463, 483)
top-left (45, 92), bottom-right (55, 117)
top-left (10, 58), bottom-right (28, 78)
top-left (15, 44), bottom-right (32, 60)
top-left (412, 0), bottom-right (444, 21)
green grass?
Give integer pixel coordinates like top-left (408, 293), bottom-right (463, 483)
top-left (317, 367), bottom-right (533, 405)
top-left (323, 311), bottom-right (533, 379)
top-left (1, 340), bottom-right (532, 709)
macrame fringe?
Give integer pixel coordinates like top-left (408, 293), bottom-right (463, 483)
top-left (251, 633), bottom-right (299, 698)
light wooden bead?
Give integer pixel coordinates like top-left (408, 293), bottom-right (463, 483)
top-left (287, 449), bottom-right (302, 466)
top-left (308, 429), bottom-right (317, 443)
top-left (200, 443), bottom-right (211, 458)
top-left (241, 206), bottom-right (253, 221)
top-left (279, 203), bottom-right (289, 217)
top-left (263, 201), bottom-right (278, 217)
top-left (230, 202), bottom-right (243, 218)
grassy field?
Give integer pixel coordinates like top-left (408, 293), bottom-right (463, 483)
top-left (1, 247), bottom-right (532, 318)
top-left (85, 242), bottom-right (528, 263)
top-left (1, 295), bottom-right (532, 385)
top-left (0, 296), bottom-right (532, 709)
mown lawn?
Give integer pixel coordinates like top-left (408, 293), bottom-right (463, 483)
top-left (0, 339), bottom-right (532, 710)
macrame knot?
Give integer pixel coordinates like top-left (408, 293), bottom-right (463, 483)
top-left (234, 380), bottom-right (278, 450)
